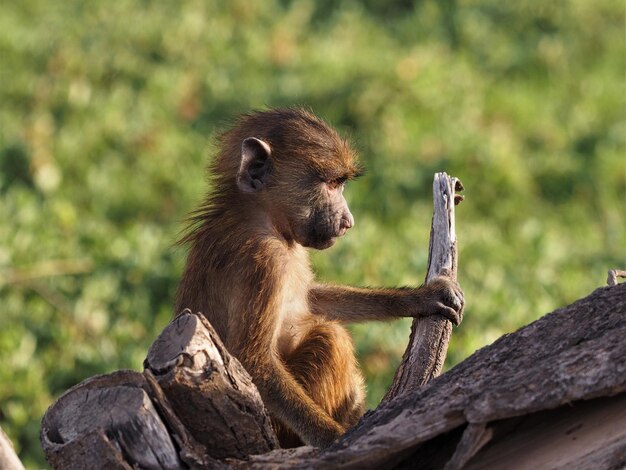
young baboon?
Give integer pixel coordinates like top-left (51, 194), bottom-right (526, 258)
top-left (175, 108), bottom-right (464, 448)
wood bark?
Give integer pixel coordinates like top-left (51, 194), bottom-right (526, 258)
top-left (607, 269), bottom-right (626, 286)
top-left (385, 173), bottom-right (463, 401)
top-left (41, 311), bottom-right (279, 469)
top-left (144, 309), bottom-right (278, 460)
top-left (41, 370), bottom-right (187, 469)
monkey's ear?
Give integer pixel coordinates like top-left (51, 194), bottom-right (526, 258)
top-left (237, 137), bottom-right (272, 193)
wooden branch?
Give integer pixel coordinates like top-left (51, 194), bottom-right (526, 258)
top-left (142, 369), bottom-right (218, 468)
top-left (144, 309), bottom-right (279, 460)
top-left (607, 269), bottom-right (626, 286)
top-left (41, 371), bottom-right (187, 469)
top-left (384, 172), bottom-right (463, 401)
top-left (41, 312), bottom-right (277, 469)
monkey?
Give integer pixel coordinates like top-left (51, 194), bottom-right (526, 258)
top-left (175, 108), bottom-right (464, 448)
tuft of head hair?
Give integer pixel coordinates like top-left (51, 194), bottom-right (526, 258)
top-left (214, 107), bottom-right (361, 182)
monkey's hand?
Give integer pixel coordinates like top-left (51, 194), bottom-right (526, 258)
top-left (414, 276), bottom-right (464, 326)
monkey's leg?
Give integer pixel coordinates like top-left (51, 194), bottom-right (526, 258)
top-left (276, 321), bottom-right (365, 447)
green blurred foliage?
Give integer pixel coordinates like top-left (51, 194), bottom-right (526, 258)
top-left (1, 0), bottom-right (624, 467)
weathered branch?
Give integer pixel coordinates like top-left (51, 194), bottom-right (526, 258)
top-left (384, 172), bottom-right (463, 401)
top-left (144, 309), bottom-right (279, 460)
top-left (40, 311), bottom-right (279, 469)
top-left (41, 371), bottom-right (187, 469)
top-left (607, 269), bottom-right (626, 286)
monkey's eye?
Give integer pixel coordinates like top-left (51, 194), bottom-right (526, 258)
top-left (327, 177), bottom-right (347, 190)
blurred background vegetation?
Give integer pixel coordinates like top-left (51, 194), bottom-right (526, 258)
top-left (1, 0), bottom-right (624, 466)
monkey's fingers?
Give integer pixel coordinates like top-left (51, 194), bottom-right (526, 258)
top-left (438, 277), bottom-right (465, 310)
top-left (431, 304), bottom-right (462, 326)
top-left (454, 178), bottom-right (465, 192)
top-left (453, 177), bottom-right (465, 205)
top-left (451, 282), bottom-right (465, 310)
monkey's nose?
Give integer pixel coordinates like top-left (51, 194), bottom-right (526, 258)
top-left (341, 212), bottom-right (354, 230)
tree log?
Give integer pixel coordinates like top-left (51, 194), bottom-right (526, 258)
top-left (385, 173), bottom-right (463, 401)
top-left (41, 370), bottom-right (185, 469)
top-left (144, 309), bottom-right (279, 460)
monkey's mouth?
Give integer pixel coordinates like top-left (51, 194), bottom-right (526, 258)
top-left (303, 228), bottom-right (349, 250)
top-left (299, 234), bottom-right (334, 250)
top-left (337, 226), bottom-right (349, 238)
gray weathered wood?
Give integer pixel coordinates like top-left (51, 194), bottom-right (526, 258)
top-left (465, 393), bottom-right (626, 470)
top-left (144, 309), bottom-right (279, 460)
top-left (41, 370), bottom-right (184, 470)
top-left (384, 173), bottom-right (462, 401)
top-left (143, 368), bottom-right (222, 469)
top-left (0, 425), bottom-right (25, 470)
top-left (607, 268), bottom-right (626, 286)
top-left (444, 423), bottom-right (492, 470)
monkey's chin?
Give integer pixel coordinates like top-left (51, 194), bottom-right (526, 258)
top-left (302, 236), bottom-right (338, 250)
top-left (318, 238), bottom-right (338, 250)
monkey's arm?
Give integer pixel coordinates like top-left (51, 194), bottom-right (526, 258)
top-left (244, 352), bottom-right (345, 447)
top-left (308, 277), bottom-right (464, 325)
top-left (231, 242), bottom-right (346, 448)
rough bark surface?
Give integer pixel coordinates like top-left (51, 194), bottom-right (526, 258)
top-left (144, 309), bottom-right (279, 460)
top-left (385, 173), bottom-right (461, 401)
top-left (41, 370), bottom-right (185, 470)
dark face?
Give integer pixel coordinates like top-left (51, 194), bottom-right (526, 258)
top-left (294, 180), bottom-right (354, 250)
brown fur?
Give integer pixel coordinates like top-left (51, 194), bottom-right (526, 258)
top-left (175, 107), bottom-right (463, 448)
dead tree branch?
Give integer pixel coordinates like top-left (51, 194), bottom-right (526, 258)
top-left (385, 172), bottom-right (464, 401)
top-left (607, 269), bottom-right (626, 286)
top-left (144, 309), bottom-right (278, 460)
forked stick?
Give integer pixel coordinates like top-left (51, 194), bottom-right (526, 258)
top-left (384, 172), bottom-right (463, 401)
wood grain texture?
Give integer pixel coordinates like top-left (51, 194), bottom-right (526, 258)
top-left (384, 173), bottom-right (461, 401)
top-left (144, 309), bottom-right (279, 460)
top-left (41, 370), bottom-right (183, 470)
